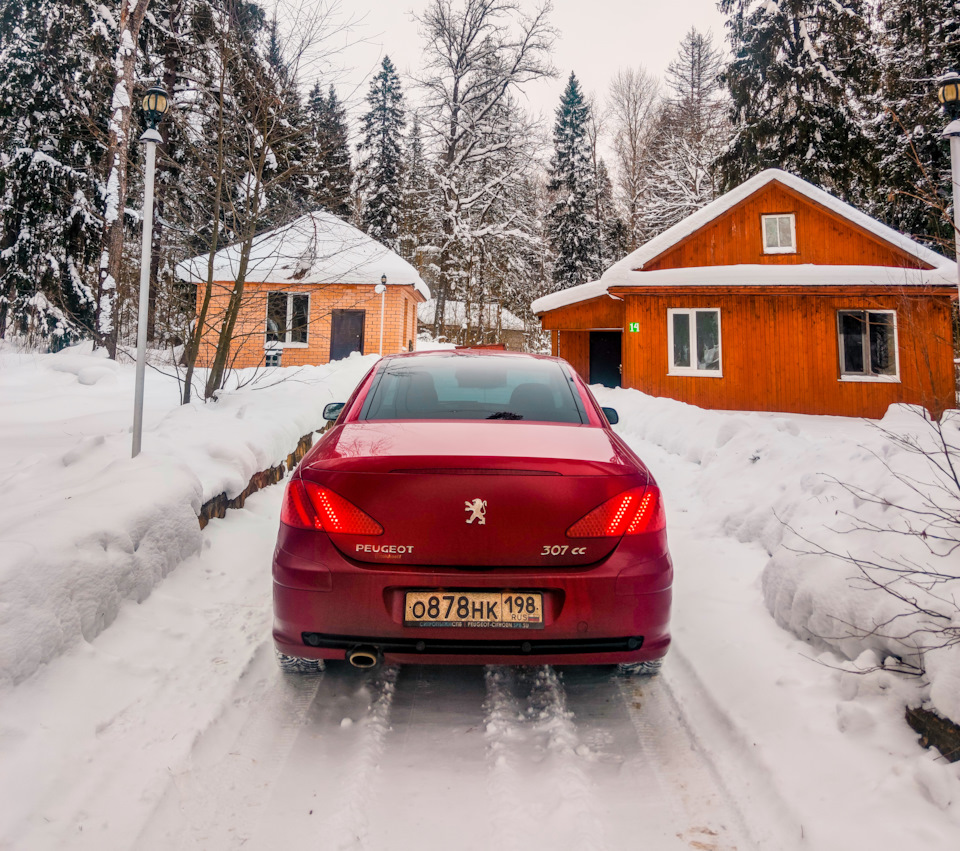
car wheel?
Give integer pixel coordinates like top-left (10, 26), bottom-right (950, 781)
top-left (276, 650), bottom-right (325, 674)
top-left (617, 659), bottom-right (663, 677)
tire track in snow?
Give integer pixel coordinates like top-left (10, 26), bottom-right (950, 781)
top-left (314, 664), bottom-right (399, 851)
top-left (483, 666), bottom-right (607, 851)
top-left (658, 647), bottom-right (802, 850)
top-left (136, 660), bottom-right (400, 851)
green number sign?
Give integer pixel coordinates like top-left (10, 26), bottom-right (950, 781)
top-left (628, 322), bottom-right (640, 333)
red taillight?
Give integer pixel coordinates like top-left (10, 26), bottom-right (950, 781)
top-left (280, 480), bottom-right (383, 536)
top-left (566, 486), bottom-right (666, 538)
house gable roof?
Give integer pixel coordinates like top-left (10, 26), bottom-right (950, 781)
top-left (605, 169), bottom-right (951, 278)
top-left (532, 169), bottom-right (956, 315)
top-left (177, 210), bottom-right (430, 299)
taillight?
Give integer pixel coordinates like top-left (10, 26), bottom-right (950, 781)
top-left (280, 479), bottom-right (383, 535)
top-left (566, 486), bottom-right (666, 538)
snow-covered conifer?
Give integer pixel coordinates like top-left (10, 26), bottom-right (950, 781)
top-left (0, 0), bottom-right (113, 348)
top-left (867, 0), bottom-right (960, 251)
top-left (356, 56), bottom-right (406, 251)
top-left (718, 0), bottom-right (875, 199)
top-left (307, 84), bottom-right (353, 219)
top-left (548, 72), bottom-right (601, 289)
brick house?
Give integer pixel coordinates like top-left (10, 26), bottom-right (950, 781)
top-left (533, 169), bottom-right (958, 418)
top-left (179, 211), bottom-right (429, 369)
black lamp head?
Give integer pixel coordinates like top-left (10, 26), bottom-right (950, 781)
top-left (141, 85), bottom-right (169, 131)
top-left (938, 71), bottom-right (960, 121)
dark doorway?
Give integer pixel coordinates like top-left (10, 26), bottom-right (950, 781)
top-left (589, 331), bottom-right (622, 388)
top-left (330, 310), bottom-right (366, 361)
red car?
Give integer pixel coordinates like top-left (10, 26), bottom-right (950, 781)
top-left (273, 349), bottom-right (672, 674)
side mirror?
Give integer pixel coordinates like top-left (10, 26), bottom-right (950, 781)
top-left (601, 407), bottom-right (619, 425)
top-left (323, 402), bottom-right (345, 422)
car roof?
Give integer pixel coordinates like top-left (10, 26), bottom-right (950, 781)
top-left (382, 348), bottom-right (566, 365)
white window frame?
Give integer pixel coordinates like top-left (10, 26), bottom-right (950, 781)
top-left (837, 309), bottom-right (900, 383)
top-left (265, 291), bottom-right (310, 348)
top-left (762, 213), bottom-right (797, 254)
top-left (667, 308), bottom-right (723, 378)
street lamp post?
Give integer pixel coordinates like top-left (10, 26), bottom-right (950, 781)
top-left (375, 274), bottom-right (387, 356)
top-left (132, 86), bottom-right (169, 458)
top-left (938, 71), bottom-right (960, 305)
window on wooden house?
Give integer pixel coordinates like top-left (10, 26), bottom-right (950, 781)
top-left (837, 310), bottom-right (899, 380)
top-left (762, 214), bottom-right (796, 254)
top-left (266, 292), bottom-right (310, 346)
top-left (667, 308), bottom-right (722, 376)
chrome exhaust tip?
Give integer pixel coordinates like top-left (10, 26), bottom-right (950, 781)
top-left (346, 646), bottom-right (381, 669)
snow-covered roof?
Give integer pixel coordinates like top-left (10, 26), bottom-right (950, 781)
top-left (418, 298), bottom-right (526, 331)
top-left (176, 211), bottom-right (430, 299)
top-left (532, 280), bottom-right (615, 314)
top-left (532, 264), bottom-right (959, 314)
top-left (533, 169), bottom-right (957, 315)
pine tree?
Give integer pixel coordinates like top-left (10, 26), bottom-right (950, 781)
top-left (868, 0), bottom-right (960, 252)
top-left (306, 84), bottom-right (352, 219)
top-left (0, 0), bottom-right (113, 348)
top-left (356, 56), bottom-right (405, 250)
top-left (548, 73), bottom-right (601, 289)
top-left (718, 0), bottom-right (875, 199)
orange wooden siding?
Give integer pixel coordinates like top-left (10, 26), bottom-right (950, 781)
top-left (540, 296), bottom-right (625, 382)
top-left (643, 182), bottom-right (935, 272)
top-left (194, 282), bottom-right (423, 369)
top-left (614, 290), bottom-right (954, 418)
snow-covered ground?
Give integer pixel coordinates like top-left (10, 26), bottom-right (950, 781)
top-left (1, 342), bottom-right (958, 850)
top-left (0, 343), bottom-right (378, 685)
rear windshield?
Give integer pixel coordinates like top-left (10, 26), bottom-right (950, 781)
top-left (361, 355), bottom-right (586, 423)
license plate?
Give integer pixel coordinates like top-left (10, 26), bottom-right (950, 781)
top-left (404, 591), bottom-right (544, 629)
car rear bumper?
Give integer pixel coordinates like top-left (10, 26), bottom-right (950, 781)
top-left (273, 531), bottom-right (672, 667)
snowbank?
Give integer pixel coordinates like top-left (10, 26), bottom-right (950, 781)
top-left (0, 343), bottom-right (376, 685)
top-left (598, 386), bottom-right (960, 726)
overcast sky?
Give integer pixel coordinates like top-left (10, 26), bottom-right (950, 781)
top-left (320, 0), bottom-right (728, 123)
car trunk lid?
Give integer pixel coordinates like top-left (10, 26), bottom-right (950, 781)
top-left (301, 422), bottom-right (648, 567)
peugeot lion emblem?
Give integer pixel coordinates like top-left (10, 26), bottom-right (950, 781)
top-left (464, 498), bottom-right (487, 525)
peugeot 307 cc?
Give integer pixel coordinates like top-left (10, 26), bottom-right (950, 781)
top-left (272, 349), bottom-right (672, 674)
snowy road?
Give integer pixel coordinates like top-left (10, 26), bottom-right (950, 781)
top-left (0, 432), bottom-right (779, 851)
top-left (135, 655), bottom-right (751, 851)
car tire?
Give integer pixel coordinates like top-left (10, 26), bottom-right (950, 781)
top-left (276, 650), bottom-right (325, 674)
top-left (617, 659), bottom-right (663, 677)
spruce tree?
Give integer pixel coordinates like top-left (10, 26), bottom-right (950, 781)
top-left (548, 73), bottom-right (601, 289)
top-left (356, 56), bottom-right (406, 250)
top-left (718, 0), bottom-right (875, 199)
top-left (307, 84), bottom-right (353, 219)
top-left (0, 0), bottom-right (113, 347)
top-left (868, 0), bottom-right (960, 252)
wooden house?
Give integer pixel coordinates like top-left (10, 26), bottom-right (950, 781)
top-left (179, 211), bottom-right (429, 369)
top-left (533, 170), bottom-right (958, 418)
